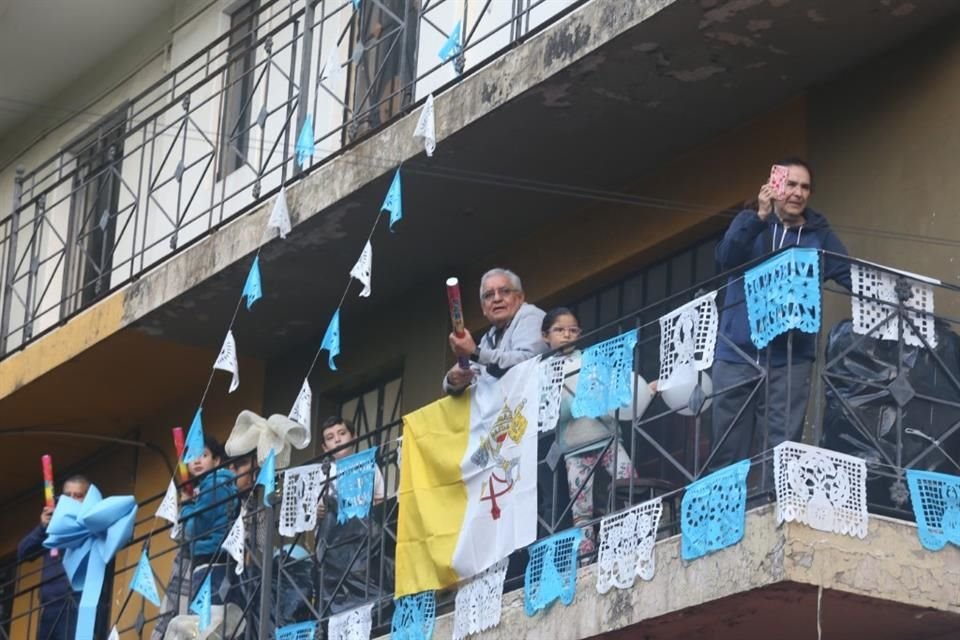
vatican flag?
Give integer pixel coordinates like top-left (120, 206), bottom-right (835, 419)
top-left (395, 358), bottom-right (539, 597)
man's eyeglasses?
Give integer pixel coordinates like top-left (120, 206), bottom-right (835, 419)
top-left (549, 326), bottom-right (582, 336)
top-left (481, 287), bottom-right (518, 302)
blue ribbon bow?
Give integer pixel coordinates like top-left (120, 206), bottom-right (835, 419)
top-left (43, 485), bottom-right (137, 640)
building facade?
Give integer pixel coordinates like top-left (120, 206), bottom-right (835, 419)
top-left (3, 0), bottom-right (960, 638)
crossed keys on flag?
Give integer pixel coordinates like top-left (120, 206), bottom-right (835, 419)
top-left (472, 400), bottom-right (528, 520)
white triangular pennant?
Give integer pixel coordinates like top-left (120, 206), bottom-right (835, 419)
top-left (155, 479), bottom-right (182, 539)
top-left (213, 330), bottom-right (240, 393)
top-left (108, 627), bottom-right (119, 640)
top-left (288, 380), bottom-right (313, 441)
top-left (268, 186), bottom-right (292, 239)
top-left (349, 240), bottom-right (373, 297)
top-left (321, 47), bottom-right (342, 84)
top-left (413, 94), bottom-right (436, 157)
top-left (221, 507), bottom-right (247, 575)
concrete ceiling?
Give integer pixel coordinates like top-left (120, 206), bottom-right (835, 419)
top-left (0, 0), bottom-right (176, 133)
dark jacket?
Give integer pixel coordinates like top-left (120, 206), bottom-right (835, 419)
top-left (17, 524), bottom-right (74, 604)
top-left (715, 207), bottom-right (851, 365)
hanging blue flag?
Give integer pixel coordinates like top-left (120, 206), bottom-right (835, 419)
top-left (681, 459), bottom-right (750, 561)
top-left (129, 549), bottom-right (161, 606)
top-left (295, 114), bottom-right (315, 168)
top-left (336, 446), bottom-right (379, 523)
top-left (183, 409), bottom-right (205, 464)
top-left (276, 621), bottom-right (319, 640)
top-left (392, 591), bottom-right (436, 640)
top-left (906, 469), bottom-right (960, 551)
top-left (256, 448), bottom-right (276, 507)
top-left (571, 329), bottom-right (639, 419)
top-left (382, 170), bottom-right (403, 232)
top-left (242, 256), bottom-right (262, 310)
top-left (524, 528), bottom-right (583, 616)
top-left (438, 21), bottom-right (462, 63)
top-left (744, 247), bottom-right (821, 349)
top-left (189, 572), bottom-right (212, 631)
top-left (321, 309), bottom-right (341, 370)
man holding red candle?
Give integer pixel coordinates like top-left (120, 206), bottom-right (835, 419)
top-left (443, 268), bottom-right (547, 395)
top-left (17, 475), bottom-right (89, 640)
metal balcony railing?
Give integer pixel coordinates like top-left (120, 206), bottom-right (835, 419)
top-left (4, 249), bottom-right (959, 639)
top-left (0, 0), bottom-right (585, 358)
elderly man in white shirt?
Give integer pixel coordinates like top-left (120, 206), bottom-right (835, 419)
top-left (443, 268), bottom-right (547, 395)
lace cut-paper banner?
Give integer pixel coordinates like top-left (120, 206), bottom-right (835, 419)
top-left (774, 442), bottom-right (867, 538)
top-left (906, 469), bottom-right (960, 551)
top-left (681, 460), bottom-right (750, 561)
top-left (851, 263), bottom-right (937, 348)
top-left (744, 248), bottom-right (820, 350)
top-left (221, 507), bottom-right (246, 574)
top-left (657, 291), bottom-right (718, 391)
top-left (392, 591), bottom-right (436, 640)
top-left (538, 356), bottom-right (568, 433)
top-left (524, 528), bottom-right (583, 616)
top-left (337, 447), bottom-right (378, 524)
top-left (571, 330), bottom-right (638, 419)
top-left (596, 498), bottom-right (663, 594)
top-left (328, 602), bottom-right (374, 640)
top-left (276, 620), bottom-right (318, 640)
top-left (453, 558), bottom-right (508, 640)
top-left (279, 464), bottom-right (324, 537)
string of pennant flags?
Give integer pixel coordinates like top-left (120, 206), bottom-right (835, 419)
top-left (114, 82), bottom-right (439, 636)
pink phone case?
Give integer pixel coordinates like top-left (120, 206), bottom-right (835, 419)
top-left (769, 165), bottom-right (788, 199)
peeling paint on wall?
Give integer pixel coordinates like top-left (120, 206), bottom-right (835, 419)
top-left (667, 65), bottom-right (726, 81)
top-left (543, 23), bottom-right (592, 66)
top-left (699, 0), bottom-right (769, 29)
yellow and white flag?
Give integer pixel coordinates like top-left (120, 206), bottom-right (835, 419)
top-left (395, 358), bottom-right (539, 597)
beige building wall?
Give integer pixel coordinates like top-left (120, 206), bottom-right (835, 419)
top-left (810, 20), bottom-right (960, 302)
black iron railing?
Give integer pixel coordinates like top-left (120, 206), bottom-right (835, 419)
top-left (0, 0), bottom-right (586, 357)
top-left (4, 249), bottom-right (958, 638)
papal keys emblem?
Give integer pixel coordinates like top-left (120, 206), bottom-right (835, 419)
top-left (471, 399), bottom-right (528, 519)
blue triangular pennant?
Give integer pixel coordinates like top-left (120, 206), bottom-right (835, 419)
top-left (382, 170), bottom-right (403, 232)
top-left (352, 0), bottom-right (360, 8)
top-left (256, 448), bottom-right (276, 507)
top-left (321, 309), bottom-right (341, 371)
top-left (438, 21), bottom-right (462, 63)
top-left (183, 409), bottom-right (205, 464)
top-left (129, 549), bottom-right (161, 606)
top-left (242, 256), bottom-right (262, 310)
top-left (189, 572), bottom-right (212, 631)
top-left (295, 114), bottom-right (315, 168)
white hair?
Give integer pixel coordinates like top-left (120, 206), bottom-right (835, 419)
top-left (479, 268), bottom-right (523, 302)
